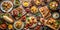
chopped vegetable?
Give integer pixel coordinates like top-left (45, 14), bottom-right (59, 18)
top-left (35, 12), bottom-right (40, 16)
top-left (14, 0), bottom-right (20, 8)
top-left (56, 20), bottom-right (60, 25)
top-left (18, 13), bottom-right (22, 17)
top-left (0, 20), bottom-right (2, 24)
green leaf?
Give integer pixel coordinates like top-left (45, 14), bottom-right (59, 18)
top-left (26, 16), bottom-right (29, 18)
top-left (44, 27), bottom-right (47, 30)
top-left (26, 16), bottom-right (30, 21)
top-left (14, 5), bottom-right (19, 8)
top-left (18, 13), bottom-right (22, 17)
top-left (26, 17), bottom-right (29, 20)
top-left (0, 14), bottom-right (4, 18)
top-left (35, 12), bottom-right (40, 16)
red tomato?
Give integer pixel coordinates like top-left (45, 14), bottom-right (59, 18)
top-left (21, 16), bottom-right (26, 21)
top-left (0, 24), bottom-right (7, 29)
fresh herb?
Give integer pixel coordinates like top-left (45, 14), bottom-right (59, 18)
top-left (0, 14), bottom-right (4, 18)
top-left (14, 0), bottom-right (20, 8)
top-left (26, 16), bottom-right (30, 21)
top-left (0, 20), bottom-right (2, 24)
top-left (4, 14), bottom-right (9, 17)
top-left (43, 26), bottom-right (47, 30)
top-left (18, 13), bottom-right (22, 17)
top-left (56, 20), bottom-right (60, 25)
top-left (35, 12), bottom-right (40, 16)
top-left (0, 15), bottom-right (3, 18)
top-left (26, 15), bottom-right (29, 18)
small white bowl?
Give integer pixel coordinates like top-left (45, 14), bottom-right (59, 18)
top-left (1, 1), bottom-right (13, 12)
top-left (14, 0), bottom-right (20, 5)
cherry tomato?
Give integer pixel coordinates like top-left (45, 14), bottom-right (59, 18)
top-left (22, 16), bottom-right (26, 20)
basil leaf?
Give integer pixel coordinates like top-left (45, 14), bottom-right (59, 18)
top-left (18, 13), bottom-right (22, 17)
